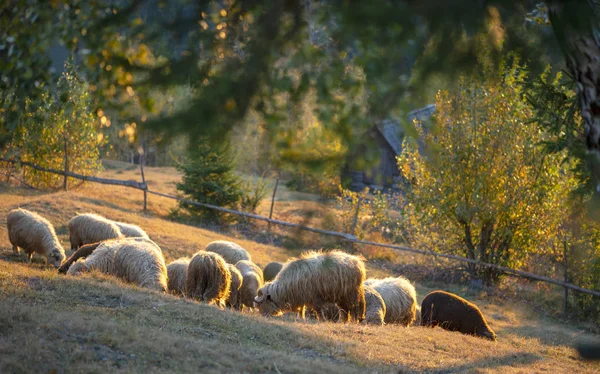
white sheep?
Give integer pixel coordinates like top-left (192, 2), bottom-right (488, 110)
top-left (167, 257), bottom-right (190, 295)
top-left (68, 213), bottom-right (123, 249)
top-left (235, 260), bottom-right (264, 310)
top-left (205, 240), bottom-right (251, 264)
top-left (67, 237), bottom-right (167, 292)
top-left (185, 251), bottom-right (231, 305)
top-left (7, 208), bottom-right (66, 267)
top-left (254, 250), bottom-right (366, 322)
top-left (113, 221), bottom-right (149, 239)
top-left (364, 276), bottom-right (417, 326)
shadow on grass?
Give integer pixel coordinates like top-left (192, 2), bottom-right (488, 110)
top-left (78, 197), bottom-right (141, 213)
top-left (426, 352), bottom-right (541, 373)
top-left (499, 324), bottom-right (576, 347)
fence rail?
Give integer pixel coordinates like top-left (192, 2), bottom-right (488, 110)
top-left (2, 157), bottom-right (600, 299)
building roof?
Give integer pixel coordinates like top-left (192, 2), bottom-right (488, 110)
top-left (376, 104), bottom-right (435, 155)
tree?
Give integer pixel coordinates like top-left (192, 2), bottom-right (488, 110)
top-left (175, 139), bottom-right (242, 223)
top-left (397, 56), bottom-right (577, 284)
top-left (3, 1), bottom-right (600, 193)
top-left (9, 61), bottom-right (103, 189)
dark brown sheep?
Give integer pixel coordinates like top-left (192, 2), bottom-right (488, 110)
top-left (421, 290), bottom-right (496, 341)
top-left (58, 241), bottom-right (106, 274)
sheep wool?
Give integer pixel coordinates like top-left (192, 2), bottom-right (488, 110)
top-left (263, 261), bottom-right (283, 283)
top-left (235, 260), bottom-right (264, 309)
top-left (226, 263), bottom-right (243, 310)
top-left (185, 251), bottom-right (231, 306)
top-left (67, 237), bottom-right (168, 292)
top-left (113, 221), bottom-right (149, 239)
top-left (7, 208), bottom-right (66, 268)
top-left (364, 284), bottom-right (386, 326)
top-left (364, 276), bottom-right (417, 326)
top-left (205, 240), bottom-right (251, 264)
top-left (68, 213), bottom-right (123, 250)
top-left (167, 257), bottom-right (191, 295)
top-left (254, 250), bottom-right (366, 322)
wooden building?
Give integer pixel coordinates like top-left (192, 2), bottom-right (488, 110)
top-left (343, 104), bottom-right (435, 191)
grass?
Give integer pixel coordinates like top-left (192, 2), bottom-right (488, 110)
top-left (1, 162), bottom-right (600, 373)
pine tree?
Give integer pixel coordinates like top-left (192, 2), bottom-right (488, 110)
top-left (175, 139), bottom-right (242, 223)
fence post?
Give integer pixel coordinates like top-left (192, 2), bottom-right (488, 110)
top-left (350, 198), bottom-right (361, 252)
top-left (140, 151), bottom-right (147, 212)
top-left (268, 175), bottom-right (280, 230)
top-left (563, 239), bottom-right (569, 315)
top-left (63, 134), bottom-right (69, 191)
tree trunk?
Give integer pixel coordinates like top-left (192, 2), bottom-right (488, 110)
top-left (462, 221), bottom-right (477, 274)
top-left (549, 2), bottom-right (600, 187)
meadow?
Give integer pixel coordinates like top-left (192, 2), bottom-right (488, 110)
top-left (0, 161), bottom-right (599, 373)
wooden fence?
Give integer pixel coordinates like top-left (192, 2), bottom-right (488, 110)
top-left (2, 157), bottom-right (600, 301)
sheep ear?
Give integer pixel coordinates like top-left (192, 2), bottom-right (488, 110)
top-left (254, 289), bottom-right (266, 304)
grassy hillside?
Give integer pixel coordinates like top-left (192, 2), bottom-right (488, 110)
top-left (1, 162), bottom-right (599, 373)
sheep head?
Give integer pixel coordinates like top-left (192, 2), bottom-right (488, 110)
top-left (254, 284), bottom-right (282, 316)
top-left (48, 248), bottom-right (66, 269)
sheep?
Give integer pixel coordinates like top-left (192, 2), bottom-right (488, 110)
top-left (205, 240), bottom-right (251, 264)
top-left (167, 257), bottom-right (190, 295)
top-left (185, 251), bottom-right (231, 306)
top-left (7, 208), bottom-right (66, 268)
top-left (68, 213), bottom-right (123, 250)
top-left (58, 241), bottom-right (106, 274)
top-left (226, 264), bottom-right (243, 310)
top-left (235, 260), bottom-right (264, 310)
top-left (263, 261), bottom-right (283, 282)
top-left (113, 221), bottom-right (149, 239)
top-left (67, 237), bottom-right (168, 292)
top-left (254, 250), bottom-right (366, 322)
top-left (421, 290), bottom-right (497, 341)
top-left (364, 276), bottom-right (417, 326)
top-left (363, 284), bottom-right (386, 325)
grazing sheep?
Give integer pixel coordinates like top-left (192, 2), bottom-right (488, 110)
top-left (364, 276), bottom-right (417, 326)
top-left (364, 285), bottom-right (386, 325)
top-left (421, 290), bottom-right (497, 341)
top-left (226, 264), bottom-right (243, 310)
top-left (254, 250), bottom-right (366, 322)
top-left (67, 237), bottom-right (168, 292)
top-left (235, 260), bottom-right (264, 309)
top-left (58, 241), bottom-right (106, 274)
top-left (185, 251), bottom-right (231, 306)
top-left (167, 258), bottom-right (190, 295)
top-left (68, 213), bottom-right (123, 250)
top-left (263, 261), bottom-right (283, 282)
top-left (205, 240), bottom-right (251, 264)
top-left (7, 208), bottom-right (66, 268)
top-left (114, 222), bottom-right (149, 239)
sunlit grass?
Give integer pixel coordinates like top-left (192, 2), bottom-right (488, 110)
top-left (0, 162), bottom-right (599, 372)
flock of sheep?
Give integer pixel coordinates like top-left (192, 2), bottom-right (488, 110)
top-left (5, 207), bottom-right (497, 341)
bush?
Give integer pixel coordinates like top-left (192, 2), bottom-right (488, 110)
top-left (397, 55), bottom-right (576, 285)
top-left (8, 61), bottom-right (103, 189)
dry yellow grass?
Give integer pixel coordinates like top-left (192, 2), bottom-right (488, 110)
top-left (0, 162), bottom-right (599, 373)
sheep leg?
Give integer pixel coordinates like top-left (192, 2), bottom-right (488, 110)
top-left (12, 244), bottom-right (19, 255)
top-left (27, 252), bottom-right (33, 263)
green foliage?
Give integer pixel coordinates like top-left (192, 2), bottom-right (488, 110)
top-left (9, 61), bottom-right (103, 189)
top-left (561, 210), bottom-right (600, 324)
top-left (398, 56), bottom-right (577, 285)
top-left (527, 67), bottom-right (594, 196)
top-left (175, 139), bottom-right (243, 223)
top-left (239, 175), bottom-right (268, 214)
top-left (0, 0), bottom-right (111, 147)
